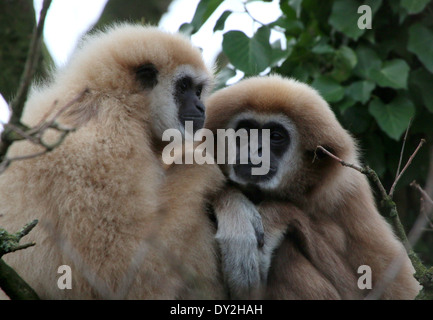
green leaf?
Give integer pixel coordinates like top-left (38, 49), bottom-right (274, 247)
top-left (370, 59), bottom-right (410, 89)
top-left (290, 64), bottom-right (310, 82)
top-left (287, 0), bottom-right (303, 18)
top-left (270, 40), bottom-right (291, 67)
top-left (341, 104), bottom-right (372, 134)
top-left (329, 0), bottom-right (382, 40)
top-left (408, 23), bottom-right (433, 74)
top-left (354, 45), bottom-right (382, 79)
top-left (213, 10), bottom-right (231, 32)
top-left (401, 0), bottom-right (431, 14)
top-left (179, 23), bottom-right (194, 36)
top-left (346, 81), bottom-right (376, 104)
top-left (329, 0), bottom-right (364, 40)
top-left (335, 96), bottom-right (356, 113)
top-left (311, 76), bottom-right (345, 103)
top-left (222, 27), bottom-right (272, 75)
top-left (312, 43), bottom-right (334, 55)
top-left (190, 0), bottom-right (224, 33)
top-left (338, 46), bottom-right (357, 69)
top-left (409, 68), bottom-right (433, 113)
top-left (330, 46), bottom-right (358, 82)
top-left (368, 95), bottom-right (415, 140)
top-left (269, 17), bottom-right (304, 35)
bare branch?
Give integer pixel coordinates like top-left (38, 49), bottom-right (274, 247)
top-left (411, 181), bottom-right (433, 207)
top-left (315, 145), bottom-right (388, 200)
top-left (0, 89), bottom-right (87, 174)
top-left (9, 0), bottom-right (52, 123)
top-left (395, 119), bottom-right (412, 179)
top-left (389, 139), bottom-right (426, 197)
top-left (316, 144), bottom-right (430, 299)
top-left (0, 259), bottom-right (39, 300)
top-left (0, 220), bottom-right (38, 258)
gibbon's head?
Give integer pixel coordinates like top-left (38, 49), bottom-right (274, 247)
top-left (36, 23), bottom-right (212, 138)
top-left (205, 75), bottom-right (358, 202)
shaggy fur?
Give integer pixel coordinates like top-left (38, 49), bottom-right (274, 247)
top-left (0, 24), bottom-right (225, 299)
top-left (205, 75), bottom-right (420, 299)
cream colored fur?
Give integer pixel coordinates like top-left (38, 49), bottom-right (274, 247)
top-left (205, 75), bottom-right (421, 299)
top-left (0, 24), bottom-right (225, 299)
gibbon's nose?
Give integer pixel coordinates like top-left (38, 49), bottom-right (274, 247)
top-left (195, 97), bottom-right (205, 115)
top-left (249, 142), bottom-right (263, 161)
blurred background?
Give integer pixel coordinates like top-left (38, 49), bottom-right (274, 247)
top-left (1, 0), bottom-right (433, 266)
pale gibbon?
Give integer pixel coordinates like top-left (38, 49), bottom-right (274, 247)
top-left (0, 24), bottom-right (226, 299)
top-left (205, 75), bottom-right (421, 299)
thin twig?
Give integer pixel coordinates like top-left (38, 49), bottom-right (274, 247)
top-left (411, 181), bottom-right (433, 206)
top-left (0, 89), bottom-right (86, 174)
top-left (29, 89), bottom-right (87, 135)
top-left (368, 181), bottom-right (433, 299)
top-left (316, 144), bottom-right (430, 299)
top-left (389, 139), bottom-right (426, 197)
top-left (0, 0), bottom-right (52, 162)
top-left (9, 0), bottom-right (52, 123)
top-left (395, 119), bottom-right (412, 179)
top-left (0, 220), bottom-right (38, 257)
top-left (315, 145), bottom-right (389, 199)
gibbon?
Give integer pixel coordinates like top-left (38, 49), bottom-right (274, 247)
top-left (0, 24), bottom-right (226, 299)
top-left (205, 75), bottom-right (421, 299)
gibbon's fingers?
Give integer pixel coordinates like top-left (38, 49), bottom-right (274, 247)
top-left (251, 208), bottom-right (265, 249)
top-left (213, 186), bottom-right (265, 299)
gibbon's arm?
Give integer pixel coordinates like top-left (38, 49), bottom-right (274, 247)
top-left (213, 185), bottom-right (265, 299)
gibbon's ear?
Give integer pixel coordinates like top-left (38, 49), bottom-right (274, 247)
top-left (136, 63), bottom-right (159, 89)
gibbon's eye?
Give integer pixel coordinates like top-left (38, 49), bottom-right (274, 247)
top-left (270, 131), bottom-right (285, 142)
top-left (136, 63), bottom-right (158, 89)
top-left (264, 122), bottom-right (289, 147)
top-left (196, 85), bottom-right (203, 98)
top-left (177, 77), bottom-right (192, 94)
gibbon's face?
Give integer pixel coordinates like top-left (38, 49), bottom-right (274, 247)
top-left (62, 25), bottom-right (212, 139)
top-left (139, 63), bottom-right (210, 138)
top-left (223, 111), bottom-right (300, 191)
top-left (205, 75), bottom-right (355, 199)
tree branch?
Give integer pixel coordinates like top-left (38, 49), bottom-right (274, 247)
top-left (0, 259), bottom-right (39, 300)
top-left (0, 221), bottom-right (40, 300)
top-left (316, 143), bottom-right (431, 298)
top-left (389, 139), bottom-right (426, 198)
top-left (9, 0), bottom-right (52, 124)
top-left (0, 89), bottom-right (86, 174)
top-left (0, 0), bottom-right (52, 162)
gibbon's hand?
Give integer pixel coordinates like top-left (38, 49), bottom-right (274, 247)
top-left (213, 187), bottom-right (265, 299)
top-left (250, 204), bottom-right (265, 249)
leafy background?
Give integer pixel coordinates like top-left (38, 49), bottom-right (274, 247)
top-left (182, 0), bottom-right (433, 266)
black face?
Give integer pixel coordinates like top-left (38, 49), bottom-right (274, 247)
top-left (175, 76), bottom-right (205, 132)
top-left (135, 64), bottom-right (205, 132)
top-left (232, 119), bottom-right (290, 184)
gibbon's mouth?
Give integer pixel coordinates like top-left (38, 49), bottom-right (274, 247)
top-left (180, 116), bottom-right (205, 131)
top-left (180, 114), bottom-right (205, 120)
top-left (233, 164), bottom-right (277, 183)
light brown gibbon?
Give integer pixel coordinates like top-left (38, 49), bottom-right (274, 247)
top-left (205, 75), bottom-right (421, 300)
top-left (0, 24), bottom-right (226, 299)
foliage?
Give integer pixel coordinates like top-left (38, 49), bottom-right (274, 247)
top-left (0, 0), bottom-right (48, 102)
top-left (184, 0), bottom-right (433, 264)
